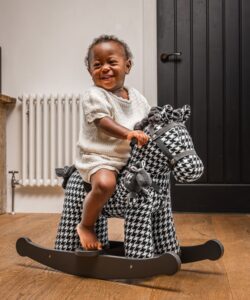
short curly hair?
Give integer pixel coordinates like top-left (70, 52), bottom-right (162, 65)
top-left (85, 34), bottom-right (133, 68)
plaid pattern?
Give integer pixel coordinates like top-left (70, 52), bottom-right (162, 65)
top-left (55, 122), bottom-right (203, 258)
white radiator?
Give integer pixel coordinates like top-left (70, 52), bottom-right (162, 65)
top-left (19, 94), bottom-right (82, 186)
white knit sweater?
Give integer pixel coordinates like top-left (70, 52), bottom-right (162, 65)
top-left (75, 86), bottom-right (151, 181)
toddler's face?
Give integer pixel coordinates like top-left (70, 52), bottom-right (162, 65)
top-left (88, 41), bottom-right (131, 94)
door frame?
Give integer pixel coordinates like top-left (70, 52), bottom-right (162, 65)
top-left (142, 0), bottom-right (158, 107)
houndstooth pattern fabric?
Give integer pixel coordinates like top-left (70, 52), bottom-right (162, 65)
top-left (55, 170), bottom-right (110, 250)
top-left (54, 171), bottom-right (85, 251)
top-left (55, 116), bottom-right (203, 258)
top-left (124, 196), bottom-right (154, 258)
top-left (152, 200), bottom-right (180, 255)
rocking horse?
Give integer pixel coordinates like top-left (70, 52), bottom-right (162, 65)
top-left (16, 105), bottom-right (224, 279)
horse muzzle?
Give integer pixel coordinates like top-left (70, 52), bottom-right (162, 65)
top-left (172, 154), bottom-right (204, 183)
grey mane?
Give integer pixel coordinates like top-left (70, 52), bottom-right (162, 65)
top-left (134, 104), bottom-right (191, 130)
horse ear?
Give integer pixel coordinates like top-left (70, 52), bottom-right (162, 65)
top-left (161, 104), bottom-right (174, 123)
top-left (148, 106), bottom-right (163, 124)
top-left (148, 106), bottom-right (162, 118)
top-left (182, 105), bottom-right (191, 122)
top-left (172, 108), bottom-right (183, 122)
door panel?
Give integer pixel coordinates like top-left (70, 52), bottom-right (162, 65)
top-left (176, 0), bottom-right (191, 108)
top-left (224, 0), bottom-right (240, 182)
top-left (242, 1), bottom-right (250, 182)
top-left (208, 0), bottom-right (224, 182)
top-left (157, 0), bottom-right (250, 212)
top-left (192, 0), bottom-right (207, 182)
top-left (157, 0), bottom-right (175, 106)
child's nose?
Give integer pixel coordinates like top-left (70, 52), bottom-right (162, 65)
top-left (102, 64), bottom-right (110, 72)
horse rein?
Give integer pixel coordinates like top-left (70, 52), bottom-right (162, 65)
top-left (148, 122), bottom-right (197, 169)
top-left (128, 121), bottom-right (197, 195)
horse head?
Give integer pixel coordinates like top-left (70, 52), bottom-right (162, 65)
top-left (134, 104), bottom-right (204, 183)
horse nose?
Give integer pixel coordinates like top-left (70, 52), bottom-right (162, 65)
top-left (172, 155), bottom-right (204, 183)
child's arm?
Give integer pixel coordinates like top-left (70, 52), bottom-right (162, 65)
top-left (94, 117), bottom-right (149, 147)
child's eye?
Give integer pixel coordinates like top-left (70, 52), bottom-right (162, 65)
top-left (109, 61), bottom-right (117, 65)
top-left (93, 62), bottom-right (101, 68)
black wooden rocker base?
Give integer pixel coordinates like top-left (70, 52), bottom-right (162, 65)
top-left (16, 237), bottom-right (224, 280)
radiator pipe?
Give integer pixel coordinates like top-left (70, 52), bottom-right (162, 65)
top-left (8, 171), bottom-right (19, 215)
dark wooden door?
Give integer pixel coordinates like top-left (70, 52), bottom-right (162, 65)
top-left (157, 0), bottom-right (250, 212)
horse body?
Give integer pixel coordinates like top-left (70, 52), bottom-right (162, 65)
top-left (55, 105), bottom-right (204, 258)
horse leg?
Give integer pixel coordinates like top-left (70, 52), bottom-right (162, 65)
top-left (152, 200), bottom-right (180, 255)
top-left (54, 169), bottom-right (110, 251)
top-left (95, 215), bottom-right (109, 248)
top-left (124, 199), bottom-right (154, 258)
top-left (55, 170), bottom-right (86, 251)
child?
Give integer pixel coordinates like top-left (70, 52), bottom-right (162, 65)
top-left (75, 35), bottom-right (151, 250)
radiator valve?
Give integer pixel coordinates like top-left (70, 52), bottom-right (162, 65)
top-left (8, 171), bottom-right (19, 215)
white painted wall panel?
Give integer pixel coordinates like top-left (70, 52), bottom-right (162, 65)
top-left (0, 0), bottom-right (157, 212)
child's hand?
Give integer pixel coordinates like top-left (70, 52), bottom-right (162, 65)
top-left (126, 130), bottom-right (149, 148)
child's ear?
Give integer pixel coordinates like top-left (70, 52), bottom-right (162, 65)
top-left (125, 59), bottom-right (132, 74)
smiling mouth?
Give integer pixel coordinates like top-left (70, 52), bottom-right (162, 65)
top-left (101, 75), bottom-right (114, 80)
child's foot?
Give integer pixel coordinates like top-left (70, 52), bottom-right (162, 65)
top-left (76, 224), bottom-right (102, 250)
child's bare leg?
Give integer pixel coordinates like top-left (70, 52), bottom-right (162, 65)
top-left (77, 169), bottom-right (117, 250)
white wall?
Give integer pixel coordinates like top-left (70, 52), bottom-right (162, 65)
top-left (0, 0), bottom-right (157, 213)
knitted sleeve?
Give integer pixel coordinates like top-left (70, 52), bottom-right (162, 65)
top-left (82, 88), bottom-right (113, 123)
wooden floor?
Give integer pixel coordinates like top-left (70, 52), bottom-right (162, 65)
top-left (0, 213), bottom-right (249, 300)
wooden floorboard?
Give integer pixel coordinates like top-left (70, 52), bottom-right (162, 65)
top-left (0, 213), bottom-right (249, 300)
